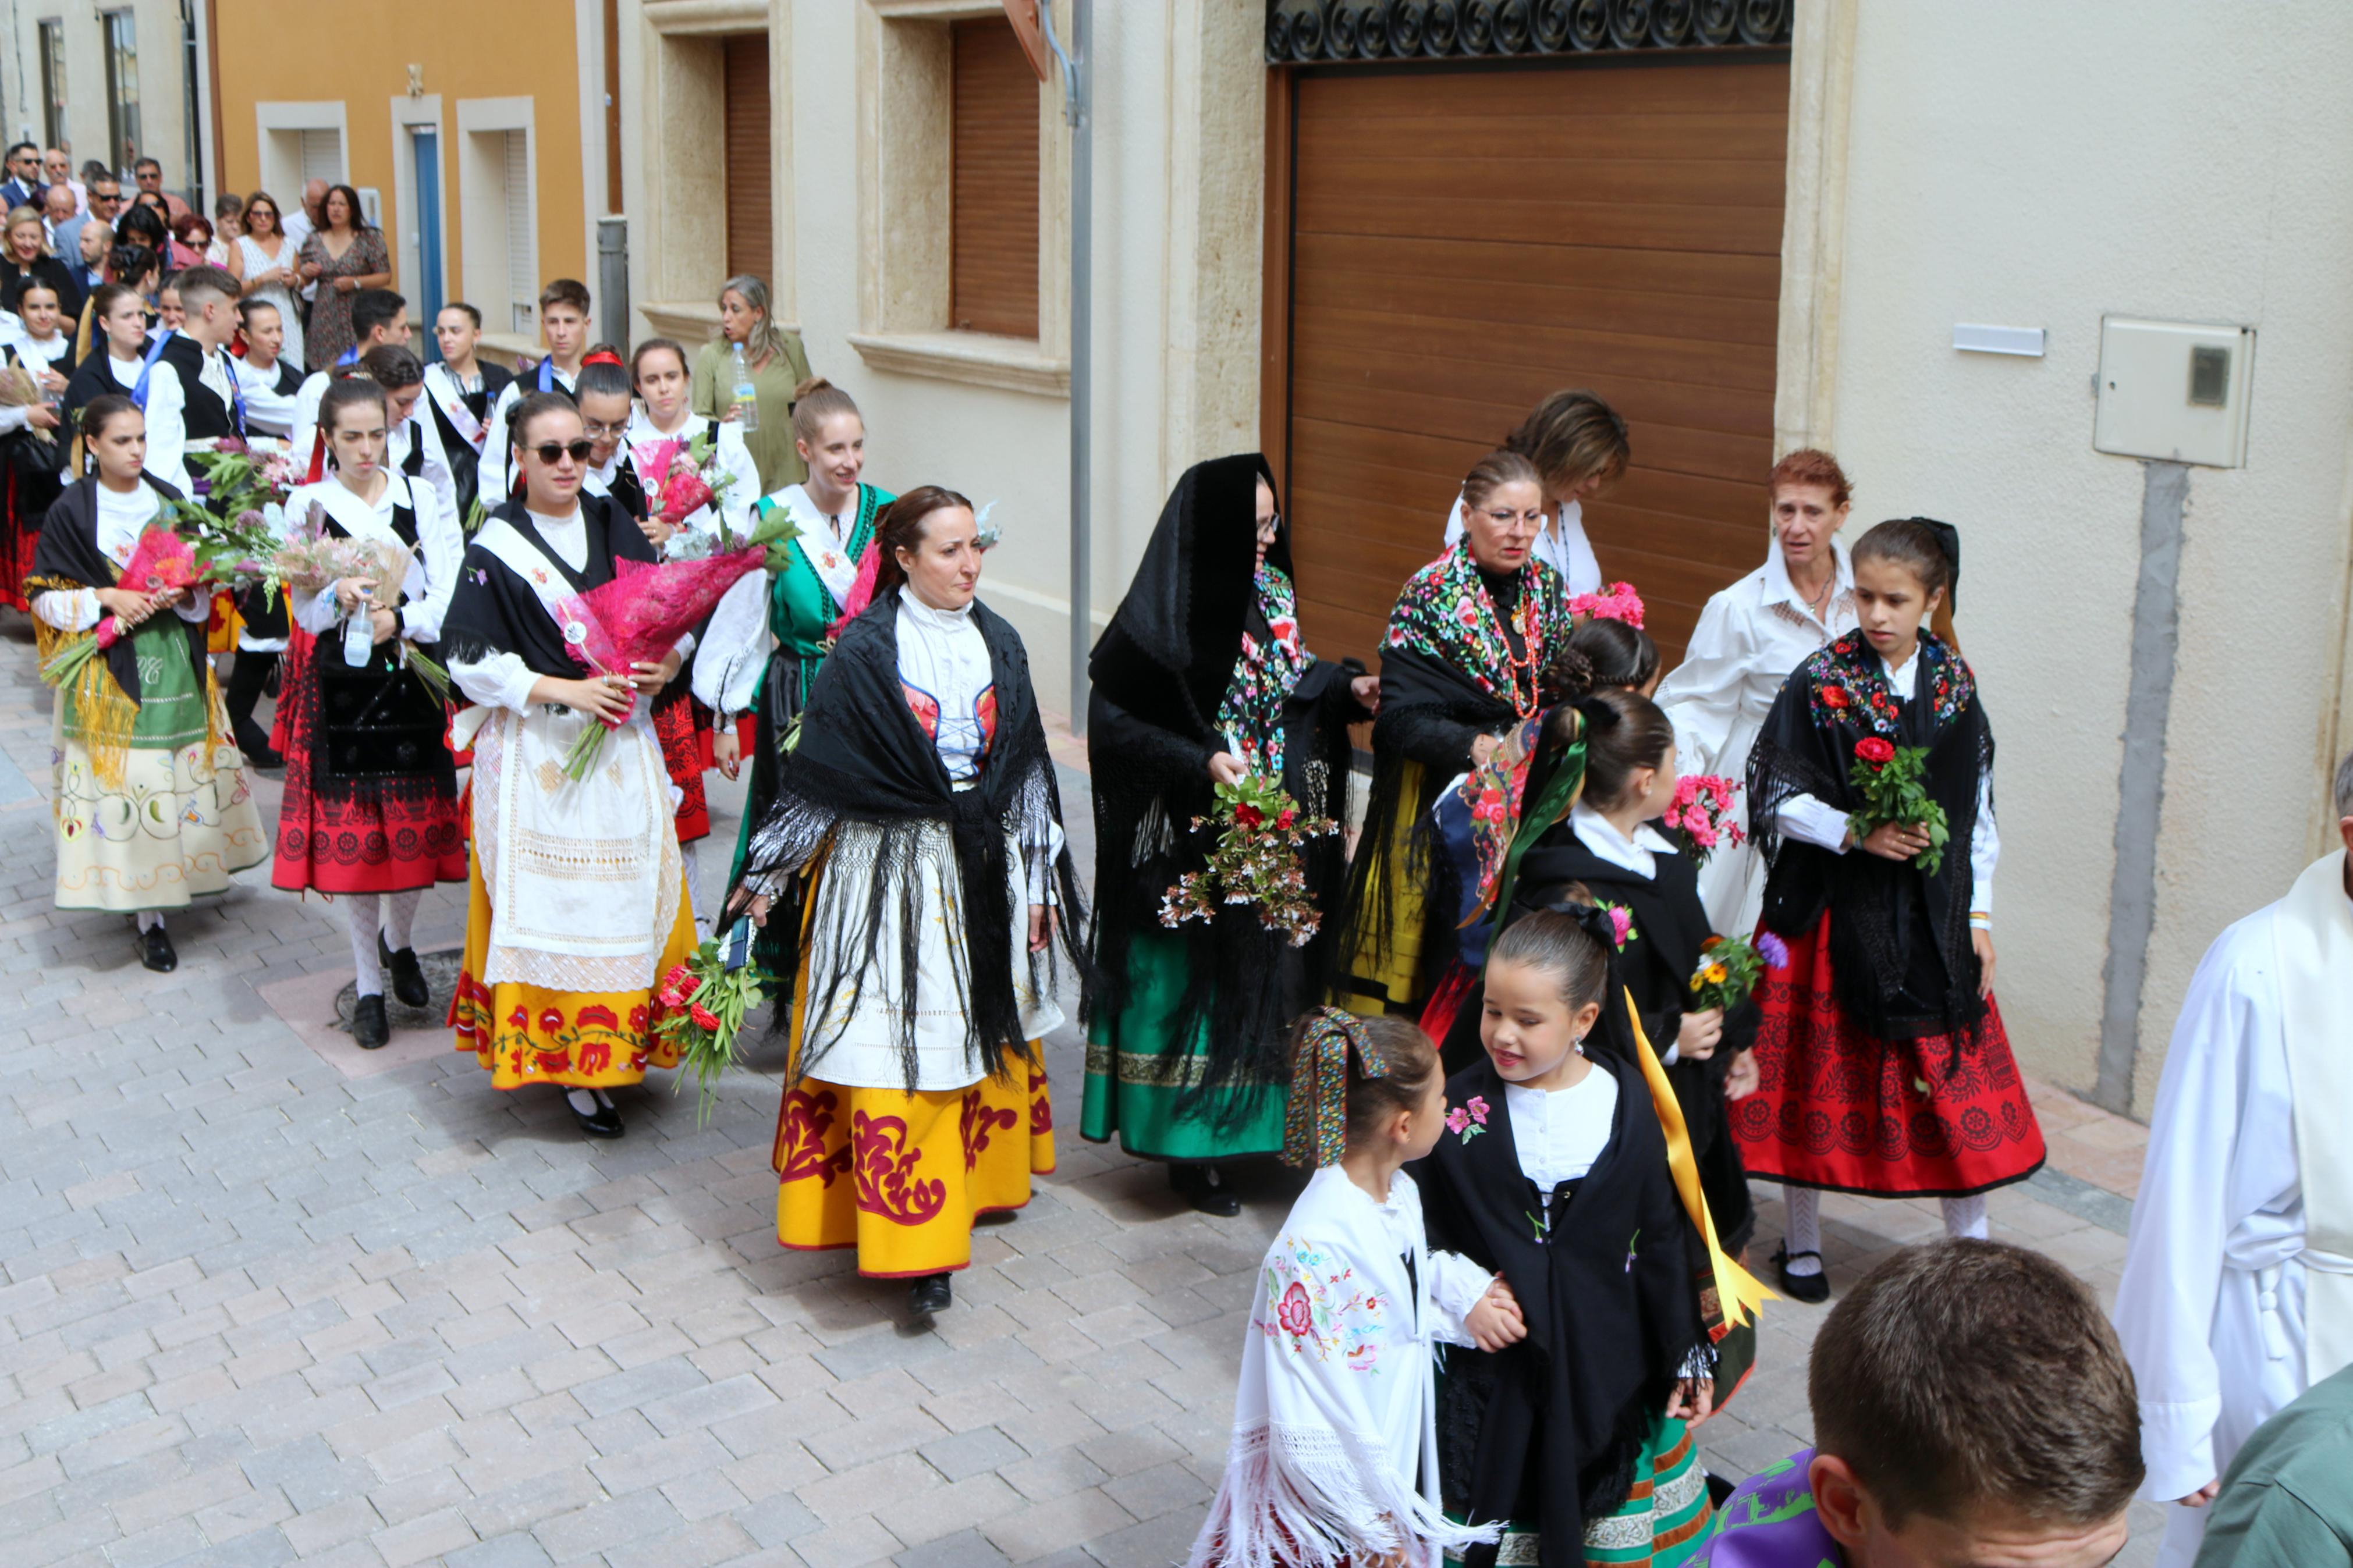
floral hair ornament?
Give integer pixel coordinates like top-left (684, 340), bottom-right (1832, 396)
top-left (580, 349), bottom-right (627, 370)
top-left (1280, 1007), bottom-right (1389, 1170)
top-left (1568, 580), bottom-right (1645, 628)
top-left (972, 500), bottom-right (1001, 552)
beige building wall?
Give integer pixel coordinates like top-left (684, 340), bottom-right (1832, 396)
top-left (1783, 0), bottom-right (2353, 1114)
top-left (0, 0), bottom-right (198, 197)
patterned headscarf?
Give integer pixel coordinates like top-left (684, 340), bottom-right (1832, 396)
top-left (1281, 1007), bottom-right (1390, 1169)
top-left (1382, 543), bottom-right (1570, 718)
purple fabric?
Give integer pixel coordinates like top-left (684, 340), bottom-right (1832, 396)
top-left (1691, 1449), bottom-right (1845, 1567)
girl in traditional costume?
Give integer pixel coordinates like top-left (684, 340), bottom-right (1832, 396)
top-left (271, 378), bottom-right (466, 1048)
top-left (29, 394), bottom-right (266, 971)
top-left (1413, 906), bottom-right (1716, 1568)
top-left (1337, 450), bottom-right (1574, 1019)
top-left (1189, 1009), bottom-right (1513, 1568)
top-left (733, 488), bottom-right (1082, 1317)
top-left (701, 379), bottom-right (892, 970)
top-left (1082, 454), bottom-right (1376, 1214)
top-left (1736, 518), bottom-right (2043, 1302)
top-left (442, 393), bottom-right (699, 1139)
top-left (0, 280), bottom-right (70, 612)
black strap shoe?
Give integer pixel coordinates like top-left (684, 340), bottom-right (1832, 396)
top-left (1170, 1162), bottom-right (1242, 1218)
top-left (1773, 1243), bottom-right (1830, 1304)
top-left (568, 1093), bottom-right (624, 1139)
top-left (352, 993), bottom-right (391, 1050)
top-left (908, 1273), bottom-right (952, 1315)
top-left (138, 923), bottom-right (176, 973)
top-left (379, 934), bottom-right (430, 1008)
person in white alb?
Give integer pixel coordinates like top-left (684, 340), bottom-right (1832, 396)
top-left (1437, 389), bottom-right (1631, 599)
top-left (2113, 748), bottom-right (2353, 1568)
top-left (1654, 447), bottom-right (1861, 936)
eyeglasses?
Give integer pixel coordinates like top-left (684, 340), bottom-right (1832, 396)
top-left (529, 440), bottom-right (595, 465)
top-left (1256, 512), bottom-right (1281, 539)
top-left (1478, 506), bottom-right (1547, 530)
top-left (580, 420), bottom-right (629, 439)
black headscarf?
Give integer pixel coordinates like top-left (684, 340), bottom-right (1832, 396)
top-left (1083, 454), bottom-right (1364, 1126)
top-left (734, 586), bottom-right (1088, 1089)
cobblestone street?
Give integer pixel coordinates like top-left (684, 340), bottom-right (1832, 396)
top-left (0, 619), bottom-right (2168, 1567)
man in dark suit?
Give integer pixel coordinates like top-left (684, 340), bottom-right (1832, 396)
top-left (0, 143), bottom-right (44, 213)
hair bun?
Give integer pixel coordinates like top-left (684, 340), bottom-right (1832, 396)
top-left (792, 375), bottom-right (833, 402)
top-left (1575, 695), bottom-right (1622, 730)
top-left (1548, 646), bottom-right (1598, 702)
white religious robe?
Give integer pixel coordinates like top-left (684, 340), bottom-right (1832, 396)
top-left (2114, 875), bottom-right (2341, 1568)
top-left (1653, 535), bottom-right (1858, 934)
top-left (1188, 1167), bottom-right (1497, 1568)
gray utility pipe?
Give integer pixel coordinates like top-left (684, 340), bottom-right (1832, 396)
top-left (1041, 0), bottom-right (1091, 734)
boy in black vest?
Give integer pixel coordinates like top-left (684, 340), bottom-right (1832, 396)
top-left (143, 264), bottom-right (246, 496)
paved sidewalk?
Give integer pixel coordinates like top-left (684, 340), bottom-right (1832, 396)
top-left (0, 622), bottom-right (2167, 1567)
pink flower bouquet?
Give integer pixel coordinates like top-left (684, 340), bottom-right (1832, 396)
top-left (39, 528), bottom-right (200, 687)
top-left (1568, 580), bottom-right (1645, 627)
top-left (555, 549), bottom-right (768, 779)
top-left (1662, 773), bottom-right (1744, 867)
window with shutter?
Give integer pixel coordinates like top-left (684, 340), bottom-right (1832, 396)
top-left (948, 17), bottom-right (1037, 340)
top-left (722, 36), bottom-right (771, 285)
top-left (100, 10), bottom-right (141, 173)
top-left (299, 129), bottom-right (343, 184)
top-left (39, 24), bottom-right (67, 152)
top-left (503, 130), bottom-right (535, 335)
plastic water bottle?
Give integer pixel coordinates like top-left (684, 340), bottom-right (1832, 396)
top-left (730, 343), bottom-right (759, 433)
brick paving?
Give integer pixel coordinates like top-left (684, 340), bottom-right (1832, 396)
top-left (0, 617), bottom-right (2170, 1566)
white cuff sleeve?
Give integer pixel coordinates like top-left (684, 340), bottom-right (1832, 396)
top-left (1424, 1249), bottom-right (1495, 1348)
top-left (34, 587), bottom-right (98, 631)
top-left (450, 650), bottom-right (541, 713)
top-left (1774, 793), bottom-right (1852, 854)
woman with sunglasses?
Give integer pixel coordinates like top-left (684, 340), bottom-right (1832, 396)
top-left (226, 191), bottom-right (304, 376)
top-left (270, 378), bottom-right (466, 1048)
top-left (1332, 449), bottom-right (1576, 1024)
top-left (441, 394), bottom-right (699, 1139)
top-left (1081, 456), bottom-right (1377, 1214)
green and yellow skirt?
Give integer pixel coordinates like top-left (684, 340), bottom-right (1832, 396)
top-left (1080, 930), bottom-right (1285, 1161)
top-left (1447, 1414), bottom-right (1714, 1568)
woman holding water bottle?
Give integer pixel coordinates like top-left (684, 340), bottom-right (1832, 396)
top-left (689, 274), bottom-right (812, 493)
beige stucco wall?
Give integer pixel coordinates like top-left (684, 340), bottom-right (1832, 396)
top-left (1804, 1), bottom-right (2353, 1114)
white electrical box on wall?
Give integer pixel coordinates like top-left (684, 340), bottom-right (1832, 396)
top-left (2093, 317), bottom-right (2255, 467)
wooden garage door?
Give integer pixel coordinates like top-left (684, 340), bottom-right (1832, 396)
top-left (1268, 55), bottom-right (1789, 669)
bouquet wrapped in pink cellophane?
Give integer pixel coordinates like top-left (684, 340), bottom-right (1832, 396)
top-left (38, 528), bottom-right (202, 687)
top-left (555, 548), bottom-right (768, 780)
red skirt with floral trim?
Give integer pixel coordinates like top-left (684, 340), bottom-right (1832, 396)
top-left (1727, 912), bottom-right (2045, 1198)
top-left (652, 688), bottom-right (708, 845)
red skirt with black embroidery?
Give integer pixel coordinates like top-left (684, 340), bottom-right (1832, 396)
top-left (652, 687), bottom-right (708, 845)
top-left (0, 464), bottom-right (40, 613)
top-left (269, 625), bottom-right (467, 894)
top-left (1727, 912), bottom-right (2046, 1198)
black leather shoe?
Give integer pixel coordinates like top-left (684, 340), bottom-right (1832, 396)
top-left (1171, 1163), bottom-right (1241, 1218)
top-left (138, 924), bottom-right (176, 973)
top-left (569, 1094), bottom-right (624, 1139)
top-left (1773, 1243), bottom-right (1830, 1304)
top-left (381, 935), bottom-right (430, 1008)
top-left (908, 1274), bottom-right (952, 1315)
top-left (352, 993), bottom-right (391, 1049)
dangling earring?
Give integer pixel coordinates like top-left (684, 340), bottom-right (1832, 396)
top-left (1571, 1034), bottom-right (1587, 1057)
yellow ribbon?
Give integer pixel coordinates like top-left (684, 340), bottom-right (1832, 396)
top-left (1623, 989), bottom-right (1776, 1334)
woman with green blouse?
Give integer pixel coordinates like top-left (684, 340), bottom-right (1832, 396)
top-left (697, 378), bottom-right (892, 969)
top-left (688, 273), bottom-right (814, 493)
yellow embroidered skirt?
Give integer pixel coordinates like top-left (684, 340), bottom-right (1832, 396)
top-left (52, 720), bottom-right (267, 912)
top-left (1337, 759), bottom-right (1431, 1016)
top-left (452, 847), bottom-right (698, 1090)
top-left (774, 1059), bottom-right (1055, 1278)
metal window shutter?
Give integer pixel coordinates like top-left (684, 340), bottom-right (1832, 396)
top-left (1269, 57), bottom-right (1790, 669)
top-left (722, 35), bottom-right (771, 285)
top-left (503, 131), bottom-right (534, 333)
top-left (299, 129), bottom-right (341, 184)
top-left (948, 17), bottom-right (1038, 340)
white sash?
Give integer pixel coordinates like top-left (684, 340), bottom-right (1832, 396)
top-left (2275, 849), bottom-right (2353, 1384)
top-left (466, 515), bottom-right (681, 990)
top-left (424, 362), bottom-right (487, 453)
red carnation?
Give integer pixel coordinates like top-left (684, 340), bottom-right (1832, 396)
top-left (690, 1004), bottom-right (722, 1032)
top-left (1821, 687), bottom-right (1851, 709)
top-left (1276, 807), bottom-right (1296, 830)
top-left (1234, 803), bottom-right (1264, 829)
top-left (1855, 737), bottom-right (1896, 766)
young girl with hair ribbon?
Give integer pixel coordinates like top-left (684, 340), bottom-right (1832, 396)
top-left (1191, 1007), bottom-right (1519, 1568)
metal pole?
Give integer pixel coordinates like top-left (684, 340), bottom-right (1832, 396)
top-left (597, 216), bottom-right (630, 352)
top-left (1042, 0), bottom-right (1090, 734)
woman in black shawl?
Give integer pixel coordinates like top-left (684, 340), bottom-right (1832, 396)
top-left (1731, 518), bottom-right (2044, 1302)
top-left (734, 487), bottom-right (1086, 1317)
top-left (1335, 449), bottom-right (1574, 1019)
top-left (1080, 454), bottom-right (1375, 1214)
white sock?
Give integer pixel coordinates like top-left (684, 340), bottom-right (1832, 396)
top-left (1784, 1186), bottom-right (1823, 1275)
top-left (382, 888), bottom-right (421, 952)
top-left (1942, 1193), bottom-right (1990, 1240)
top-left (565, 1087), bottom-right (600, 1115)
top-left (349, 896), bottom-right (384, 998)
top-left (136, 911), bottom-right (164, 934)
top-left (680, 839), bottom-right (704, 923)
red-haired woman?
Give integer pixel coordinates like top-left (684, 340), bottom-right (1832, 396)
top-left (732, 488), bottom-right (1083, 1318)
top-left (1654, 447), bottom-right (1859, 936)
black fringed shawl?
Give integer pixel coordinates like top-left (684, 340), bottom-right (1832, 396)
top-left (1084, 454), bottom-right (1364, 1120)
top-left (1410, 1036), bottom-right (1703, 1567)
top-left (438, 497), bottom-right (659, 673)
top-left (1747, 630), bottom-right (1994, 1043)
top-left (30, 474), bottom-right (202, 703)
top-left (735, 586), bottom-right (1088, 1089)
